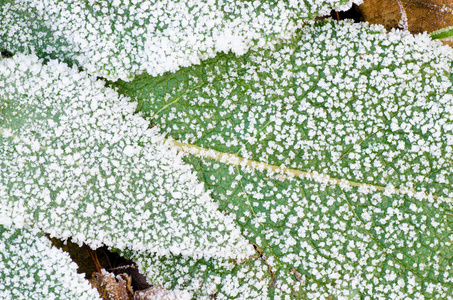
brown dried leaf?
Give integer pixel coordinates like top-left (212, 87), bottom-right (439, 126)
top-left (358, 0), bottom-right (453, 46)
top-left (90, 269), bottom-right (134, 300)
top-left (110, 265), bottom-right (151, 291)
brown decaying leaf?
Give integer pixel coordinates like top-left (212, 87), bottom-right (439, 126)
top-left (90, 268), bottom-right (187, 300)
top-left (90, 269), bottom-right (134, 300)
top-left (358, 0), bottom-right (453, 46)
top-left (109, 265), bottom-right (151, 291)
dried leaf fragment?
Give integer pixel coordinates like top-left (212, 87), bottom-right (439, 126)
top-left (359, 0), bottom-right (453, 40)
top-left (110, 265), bottom-right (151, 291)
top-left (90, 269), bottom-right (134, 300)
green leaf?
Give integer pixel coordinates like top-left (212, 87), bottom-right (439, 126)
top-left (111, 21), bottom-right (453, 298)
top-left (0, 224), bottom-right (100, 299)
top-left (430, 26), bottom-right (453, 40)
top-left (0, 0), bottom-right (358, 81)
top-left (120, 249), bottom-right (272, 299)
top-left (0, 54), bottom-right (253, 262)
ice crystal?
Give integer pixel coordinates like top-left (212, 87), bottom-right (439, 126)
top-left (0, 225), bottom-right (100, 300)
top-left (135, 285), bottom-right (192, 300)
top-left (113, 21), bottom-right (453, 299)
top-left (121, 250), bottom-right (271, 300)
top-left (0, 0), bottom-right (360, 81)
top-left (0, 54), bottom-right (253, 262)
top-left (2, 0), bottom-right (453, 297)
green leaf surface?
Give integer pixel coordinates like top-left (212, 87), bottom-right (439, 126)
top-left (0, 225), bottom-right (100, 300)
top-left (0, 0), bottom-right (358, 81)
top-left (111, 21), bottom-right (453, 298)
top-left (121, 249), bottom-right (272, 300)
top-left (430, 26), bottom-right (453, 40)
top-left (0, 54), bottom-right (253, 261)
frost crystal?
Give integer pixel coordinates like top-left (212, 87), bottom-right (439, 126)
top-left (0, 225), bottom-right (100, 300)
top-left (124, 250), bottom-right (271, 300)
top-left (0, 0), bottom-right (359, 81)
top-left (114, 21), bottom-right (453, 298)
top-left (0, 54), bottom-right (254, 261)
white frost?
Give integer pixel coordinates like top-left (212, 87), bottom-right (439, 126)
top-left (0, 54), bottom-right (254, 261)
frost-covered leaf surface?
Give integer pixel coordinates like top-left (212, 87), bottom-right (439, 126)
top-left (0, 54), bottom-right (253, 261)
top-left (0, 225), bottom-right (100, 300)
top-left (121, 249), bottom-right (271, 300)
top-left (113, 21), bottom-right (453, 298)
top-left (0, 0), bottom-right (359, 81)
top-left (134, 285), bottom-right (192, 300)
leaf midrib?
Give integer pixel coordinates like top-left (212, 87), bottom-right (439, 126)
top-left (167, 139), bottom-right (449, 202)
top-left (170, 137), bottom-right (453, 287)
top-left (1, 126), bottom-right (447, 203)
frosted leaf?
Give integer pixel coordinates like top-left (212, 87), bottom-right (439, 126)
top-left (135, 286), bottom-right (192, 300)
top-left (0, 53), bottom-right (253, 261)
top-left (113, 21), bottom-right (453, 298)
top-left (0, 0), bottom-right (360, 81)
top-left (0, 224), bottom-right (100, 300)
top-left (120, 249), bottom-right (271, 300)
